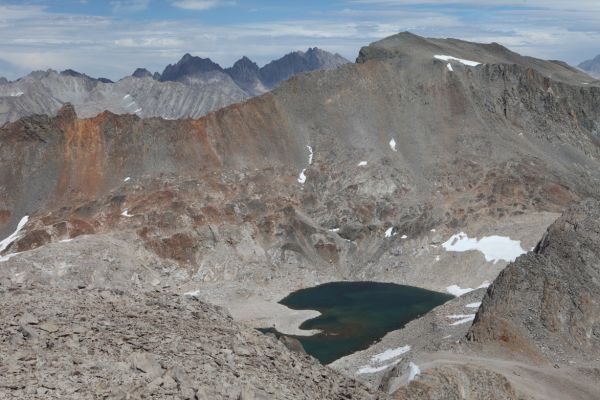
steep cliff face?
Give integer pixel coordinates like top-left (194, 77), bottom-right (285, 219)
top-left (468, 199), bottom-right (600, 363)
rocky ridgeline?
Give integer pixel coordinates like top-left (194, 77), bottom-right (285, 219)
top-left (0, 49), bottom-right (349, 125)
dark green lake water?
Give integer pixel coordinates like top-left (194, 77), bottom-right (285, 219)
top-left (261, 281), bottom-right (453, 364)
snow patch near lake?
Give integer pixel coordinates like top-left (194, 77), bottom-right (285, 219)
top-left (446, 281), bottom-right (490, 297)
top-left (442, 232), bottom-right (526, 263)
top-left (408, 362), bottom-right (421, 381)
top-left (448, 314), bottom-right (476, 326)
top-left (357, 360), bottom-right (401, 374)
top-left (434, 55), bottom-right (481, 67)
top-left (371, 345), bottom-right (411, 363)
top-left (0, 216), bottom-right (29, 254)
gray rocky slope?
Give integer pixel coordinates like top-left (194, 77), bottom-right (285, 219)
top-left (1, 32), bottom-right (600, 398)
top-left (579, 54), bottom-right (600, 78)
top-left (0, 48), bottom-right (349, 125)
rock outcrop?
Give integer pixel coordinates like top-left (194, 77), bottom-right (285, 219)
top-left (468, 198), bottom-right (600, 363)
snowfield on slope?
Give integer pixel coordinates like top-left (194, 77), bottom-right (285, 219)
top-left (434, 55), bottom-right (481, 67)
top-left (442, 232), bottom-right (526, 263)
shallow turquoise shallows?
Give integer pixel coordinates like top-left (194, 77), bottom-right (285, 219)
top-left (262, 281), bottom-right (453, 364)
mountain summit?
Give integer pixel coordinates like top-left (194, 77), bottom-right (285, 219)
top-left (579, 54), bottom-right (600, 78)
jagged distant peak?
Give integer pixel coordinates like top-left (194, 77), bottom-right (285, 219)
top-left (160, 53), bottom-right (223, 82)
top-left (132, 68), bottom-right (153, 78)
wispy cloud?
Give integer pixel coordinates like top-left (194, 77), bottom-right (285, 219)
top-left (170, 0), bottom-right (233, 11)
top-left (0, 1), bottom-right (600, 80)
top-left (110, 0), bottom-right (151, 13)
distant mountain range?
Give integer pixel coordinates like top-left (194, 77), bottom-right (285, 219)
top-left (579, 54), bottom-right (600, 78)
top-left (0, 48), bottom-right (349, 125)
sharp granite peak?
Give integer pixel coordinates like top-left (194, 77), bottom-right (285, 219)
top-left (2, 32), bottom-right (600, 399)
top-left (0, 47), bottom-right (349, 125)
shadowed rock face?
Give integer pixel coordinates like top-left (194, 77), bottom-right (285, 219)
top-left (468, 198), bottom-right (600, 363)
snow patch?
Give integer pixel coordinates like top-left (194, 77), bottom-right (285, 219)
top-left (371, 345), bottom-right (411, 363)
top-left (401, 235), bottom-right (408, 239)
top-left (448, 314), bottom-right (476, 325)
top-left (442, 232), bottom-right (526, 263)
top-left (358, 161), bottom-right (368, 167)
top-left (446, 281), bottom-right (489, 297)
top-left (7, 90), bottom-right (24, 97)
top-left (434, 55), bottom-right (481, 67)
top-left (60, 238), bottom-right (73, 243)
top-left (134, 108), bottom-right (142, 114)
top-left (329, 228), bottom-right (340, 233)
top-left (307, 145), bottom-right (313, 165)
top-left (121, 209), bottom-right (133, 218)
top-left (446, 63), bottom-right (453, 72)
top-left (449, 314), bottom-right (475, 326)
top-left (385, 227), bottom-right (397, 238)
top-left (408, 362), bottom-right (421, 381)
top-left (357, 359), bottom-right (402, 375)
top-left (123, 94), bottom-right (131, 100)
top-left (466, 302), bottom-right (482, 309)
top-left (124, 177), bottom-right (131, 182)
top-left (389, 139), bottom-right (397, 152)
top-left (298, 169), bottom-right (307, 184)
top-left (0, 216), bottom-right (29, 254)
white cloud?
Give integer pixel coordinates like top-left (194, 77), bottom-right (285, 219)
top-left (110, 0), bottom-right (150, 13)
top-left (171, 0), bottom-right (233, 10)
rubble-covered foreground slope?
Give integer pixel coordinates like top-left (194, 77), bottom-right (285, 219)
top-left (0, 286), bottom-right (376, 399)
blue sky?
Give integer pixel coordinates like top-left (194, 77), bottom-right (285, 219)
top-left (1, 0), bottom-right (600, 80)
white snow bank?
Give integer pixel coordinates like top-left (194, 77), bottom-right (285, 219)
top-left (358, 161), bottom-right (368, 167)
top-left (124, 177), bottom-right (131, 182)
top-left (0, 216), bottom-right (29, 253)
top-left (329, 228), bottom-right (340, 233)
top-left (434, 55), bottom-right (481, 67)
top-left (123, 94), bottom-right (131, 100)
top-left (408, 362), bottom-right (421, 381)
top-left (385, 227), bottom-right (397, 238)
top-left (442, 232), bottom-right (526, 263)
top-left (121, 209), bottom-right (133, 218)
top-left (446, 63), bottom-right (453, 72)
top-left (8, 90), bottom-right (24, 97)
top-left (371, 345), bottom-right (411, 363)
top-left (134, 108), bottom-right (142, 114)
top-left (447, 314), bottom-right (476, 326)
top-left (401, 235), bottom-right (408, 239)
top-left (446, 281), bottom-right (490, 297)
top-left (466, 302), bottom-right (482, 309)
top-left (298, 169), bottom-right (307, 184)
top-left (389, 139), bottom-right (397, 151)
top-left (357, 359), bottom-right (401, 375)
top-left (307, 145), bottom-right (313, 165)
